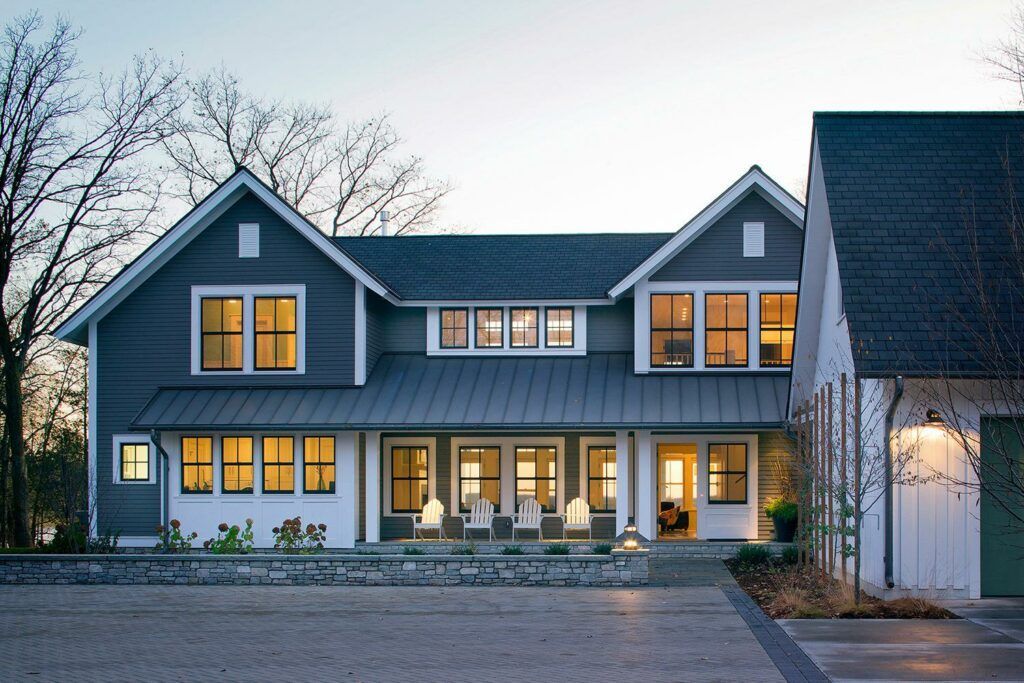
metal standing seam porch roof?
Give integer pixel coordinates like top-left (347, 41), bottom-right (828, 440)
top-left (133, 354), bottom-right (790, 431)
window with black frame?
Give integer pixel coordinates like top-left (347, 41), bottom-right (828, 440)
top-left (515, 446), bottom-right (556, 512)
top-left (475, 309), bottom-right (503, 348)
top-left (587, 446), bottom-right (616, 512)
top-left (759, 293), bottom-right (797, 367)
top-left (201, 297), bottom-right (243, 370)
top-left (705, 293), bottom-right (748, 367)
top-left (708, 443), bottom-right (747, 503)
top-left (262, 436), bottom-right (295, 494)
top-left (392, 446), bottom-right (428, 513)
top-left (120, 443), bottom-right (149, 482)
top-left (650, 293), bottom-right (693, 367)
top-left (303, 436), bottom-right (336, 494)
top-left (181, 436), bottom-right (213, 493)
top-left (254, 296), bottom-right (297, 370)
top-left (511, 308), bottom-right (538, 347)
top-left (459, 446), bottom-right (500, 512)
top-left (545, 308), bottom-right (574, 347)
top-left (440, 309), bottom-right (468, 348)
top-left (221, 436), bottom-right (254, 493)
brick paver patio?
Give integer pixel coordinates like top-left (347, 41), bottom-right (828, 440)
top-left (0, 583), bottom-right (785, 682)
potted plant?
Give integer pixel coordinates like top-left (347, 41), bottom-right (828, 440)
top-left (763, 497), bottom-right (798, 543)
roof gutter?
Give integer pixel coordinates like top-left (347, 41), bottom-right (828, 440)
top-left (882, 375), bottom-right (904, 590)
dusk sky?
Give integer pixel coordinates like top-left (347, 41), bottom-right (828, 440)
top-left (12, 0), bottom-right (1018, 234)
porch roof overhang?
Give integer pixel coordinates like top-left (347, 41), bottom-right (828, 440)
top-left (133, 353), bottom-right (790, 431)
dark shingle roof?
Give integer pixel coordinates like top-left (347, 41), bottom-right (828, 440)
top-left (335, 233), bottom-right (671, 300)
top-left (815, 112), bottom-right (1024, 376)
top-left (133, 354), bottom-right (789, 430)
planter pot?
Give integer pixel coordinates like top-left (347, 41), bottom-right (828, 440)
top-left (772, 516), bottom-right (797, 543)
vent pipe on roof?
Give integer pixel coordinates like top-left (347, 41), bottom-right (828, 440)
top-left (378, 210), bottom-right (390, 237)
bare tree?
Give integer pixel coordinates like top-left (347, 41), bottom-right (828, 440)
top-left (985, 6), bottom-right (1024, 105)
top-left (0, 13), bottom-right (184, 546)
top-left (164, 67), bottom-right (451, 236)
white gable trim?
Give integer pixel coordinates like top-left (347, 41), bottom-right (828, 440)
top-left (54, 169), bottom-right (392, 344)
top-left (608, 167), bottom-right (805, 299)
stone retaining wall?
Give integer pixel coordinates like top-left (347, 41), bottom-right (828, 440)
top-left (0, 551), bottom-right (648, 587)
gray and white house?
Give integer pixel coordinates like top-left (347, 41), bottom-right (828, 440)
top-left (54, 164), bottom-right (805, 549)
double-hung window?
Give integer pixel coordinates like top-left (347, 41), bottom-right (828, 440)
top-left (650, 294), bottom-right (693, 367)
top-left (391, 446), bottom-right (428, 513)
top-left (181, 437), bottom-right (213, 494)
top-left (475, 309), bottom-right (503, 348)
top-left (221, 437), bottom-right (254, 493)
top-left (303, 436), bottom-right (336, 494)
top-left (515, 446), bottom-right (556, 512)
top-left (587, 446), bottom-right (616, 512)
top-left (120, 443), bottom-right (150, 482)
top-left (759, 293), bottom-right (797, 367)
top-left (511, 308), bottom-right (538, 348)
top-left (201, 298), bottom-right (243, 370)
top-left (262, 436), bottom-right (295, 494)
top-left (255, 297), bottom-right (297, 370)
top-left (545, 308), bottom-right (573, 347)
top-left (440, 309), bottom-right (468, 348)
top-left (459, 446), bottom-right (500, 512)
top-left (708, 443), bottom-right (747, 504)
top-left (705, 293), bottom-right (748, 367)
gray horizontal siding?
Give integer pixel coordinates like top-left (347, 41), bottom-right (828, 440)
top-left (651, 192), bottom-right (803, 281)
top-left (587, 299), bottom-right (634, 352)
top-left (96, 190), bottom-right (357, 535)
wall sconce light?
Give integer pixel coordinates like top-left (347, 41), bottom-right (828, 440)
top-left (925, 409), bottom-right (945, 427)
top-left (622, 520), bottom-right (640, 551)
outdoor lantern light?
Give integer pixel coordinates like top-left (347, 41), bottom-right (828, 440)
top-left (925, 409), bottom-right (945, 427)
top-left (622, 520), bottom-right (640, 551)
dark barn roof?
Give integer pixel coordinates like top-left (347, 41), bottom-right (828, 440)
top-left (335, 233), bottom-right (671, 300)
top-left (815, 112), bottom-right (1024, 376)
top-left (134, 354), bottom-right (790, 430)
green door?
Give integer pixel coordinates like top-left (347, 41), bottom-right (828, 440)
top-left (980, 418), bottom-right (1024, 596)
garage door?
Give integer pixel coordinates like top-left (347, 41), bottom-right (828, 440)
top-left (981, 418), bottom-right (1024, 597)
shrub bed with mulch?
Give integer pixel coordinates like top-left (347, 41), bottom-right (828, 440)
top-left (725, 558), bottom-right (956, 619)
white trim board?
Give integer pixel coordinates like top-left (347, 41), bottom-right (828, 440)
top-left (609, 166), bottom-right (805, 299)
top-left (54, 169), bottom-right (391, 345)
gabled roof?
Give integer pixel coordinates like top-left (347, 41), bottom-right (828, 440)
top-left (815, 112), bottom-right (1024, 376)
top-left (53, 168), bottom-right (393, 344)
top-left (133, 353), bottom-right (790, 430)
top-left (336, 233), bottom-right (670, 301)
top-left (608, 166), bottom-right (805, 298)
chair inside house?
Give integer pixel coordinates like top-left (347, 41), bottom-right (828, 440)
top-left (658, 501), bottom-right (690, 537)
top-left (512, 497), bottom-right (544, 540)
top-left (412, 498), bottom-right (446, 540)
top-left (561, 497), bottom-right (594, 540)
top-left (461, 497), bottom-right (495, 541)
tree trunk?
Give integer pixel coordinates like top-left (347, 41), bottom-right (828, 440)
top-left (0, 424), bottom-right (9, 547)
top-left (3, 361), bottom-right (31, 547)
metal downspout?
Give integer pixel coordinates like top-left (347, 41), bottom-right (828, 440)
top-left (150, 430), bottom-right (171, 550)
top-left (883, 376), bottom-right (904, 590)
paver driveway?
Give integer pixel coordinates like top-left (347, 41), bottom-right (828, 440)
top-left (0, 583), bottom-right (784, 683)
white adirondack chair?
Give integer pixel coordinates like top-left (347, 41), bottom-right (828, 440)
top-left (561, 497), bottom-right (594, 540)
top-left (411, 498), bottom-right (446, 540)
top-left (460, 498), bottom-right (496, 541)
top-left (512, 498), bottom-right (544, 541)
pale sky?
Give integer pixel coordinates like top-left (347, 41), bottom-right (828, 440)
top-left (11, 0), bottom-right (1020, 234)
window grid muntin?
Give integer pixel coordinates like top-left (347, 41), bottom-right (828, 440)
top-left (262, 436), bottom-right (295, 494)
top-left (120, 443), bottom-right (149, 482)
top-left (303, 436), bottom-right (336, 494)
top-left (181, 436), bottom-right (213, 494)
top-left (650, 293), bottom-right (694, 367)
top-left (545, 307), bottom-right (574, 348)
top-left (587, 446), bottom-right (616, 512)
top-left (200, 297), bottom-right (243, 371)
top-left (704, 293), bottom-right (748, 367)
top-left (759, 293), bottom-right (797, 368)
top-left (440, 308), bottom-right (469, 349)
top-left (510, 307), bottom-right (539, 348)
top-left (221, 436), bottom-right (254, 493)
top-left (475, 308), bottom-right (504, 348)
top-left (459, 446), bottom-right (501, 512)
top-left (515, 446), bottom-right (557, 513)
top-left (254, 296), bottom-right (297, 370)
top-left (391, 446), bottom-right (429, 513)
top-left (707, 442), bottom-right (748, 504)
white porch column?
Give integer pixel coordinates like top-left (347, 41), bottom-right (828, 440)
top-left (635, 430), bottom-right (655, 540)
top-left (338, 431), bottom-right (359, 548)
top-left (615, 430), bottom-right (631, 536)
top-left (364, 431), bottom-right (381, 543)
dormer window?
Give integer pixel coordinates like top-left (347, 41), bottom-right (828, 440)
top-left (440, 309), bottom-right (468, 348)
top-left (511, 308), bottom-right (538, 347)
top-left (475, 308), bottom-right (503, 348)
top-left (427, 305), bottom-right (584, 355)
top-left (545, 308), bottom-right (574, 347)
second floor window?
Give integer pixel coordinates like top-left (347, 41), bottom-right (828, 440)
top-left (181, 436), bottom-right (213, 494)
top-left (545, 308), bottom-right (574, 347)
top-left (760, 293), bottom-right (797, 367)
top-left (221, 436), bottom-right (254, 493)
top-left (475, 308), bottom-right (503, 348)
top-left (255, 297), bottom-right (297, 370)
top-left (705, 293), bottom-right (748, 367)
top-left (201, 298), bottom-right (243, 370)
top-left (440, 308), bottom-right (468, 348)
top-left (511, 308), bottom-right (538, 347)
top-left (459, 446), bottom-right (500, 512)
top-left (650, 294), bottom-right (693, 367)
top-left (262, 436), bottom-right (294, 494)
top-left (516, 446), bottom-right (556, 512)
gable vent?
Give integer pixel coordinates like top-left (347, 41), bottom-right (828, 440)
top-left (743, 222), bottom-right (764, 257)
top-left (238, 223), bottom-right (259, 258)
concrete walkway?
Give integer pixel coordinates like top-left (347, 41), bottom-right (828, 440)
top-left (0, 583), bottom-right (785, 683)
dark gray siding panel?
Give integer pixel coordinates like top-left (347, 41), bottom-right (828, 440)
top-left (96, 190), bottom-right (357, 534)
top-left (366, 293), bottom-right (425, 377)
top-left (650, 192), bottom-right (802, 281)
top-left (365, 295), bottom-right (384, 376)
top-left (587, 299), bottom-right (634, 352)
